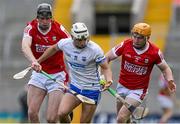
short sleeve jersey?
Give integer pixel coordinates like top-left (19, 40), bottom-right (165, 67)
top-left (112, 39), bottom-right (164, 90)
top-left (57, 38), bottom-right (106, 90)
top-left (23, 19), bottom-right (69, 74)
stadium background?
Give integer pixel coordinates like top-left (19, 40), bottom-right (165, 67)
top-left (0, 0), bottom-right (180, 123)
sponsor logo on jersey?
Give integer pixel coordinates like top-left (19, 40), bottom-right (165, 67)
top-left (73, 51), bottom-right (80, 54)
top-left (124, 61), bottom-right (148, 75)
top-left (35, 44), bottom-right (50, 52)
top-left (68, 62), bottom-right (85, 69)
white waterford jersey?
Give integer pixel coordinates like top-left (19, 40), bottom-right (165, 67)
top-left (57, 38), bottom-right (105, 90)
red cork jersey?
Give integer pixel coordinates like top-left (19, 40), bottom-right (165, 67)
top-left (23, 19), bottom-right (70, 74)
top-left (113, 39), bottom-right (164, 90)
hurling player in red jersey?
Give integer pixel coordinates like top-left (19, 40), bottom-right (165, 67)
top-left (21, 3), bottom-right (70, 123)
top-left (105, 23), bottom-right (176, 123)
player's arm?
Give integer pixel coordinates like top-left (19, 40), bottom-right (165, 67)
top-left (22, 36), bottom-right (42, 72)
top-left (38, 44), bottom-right (59, 63)
top-left (105, 50), bottom-right (117, 63)
top-left (22, 36), bottom-right (37, 63)
top-left (157, 61), bottom-right (176, 92)
top-left (99, 60), bottom-right (113, 91)
top-left (106, 41), bottom-right (124, 63)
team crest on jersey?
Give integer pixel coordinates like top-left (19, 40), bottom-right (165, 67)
top-left (52, 36), bottom-right (57, 41)
top-left (144, 58), bottom-right (149, 64)
top-left (82, 57), bottom-right (86, 62)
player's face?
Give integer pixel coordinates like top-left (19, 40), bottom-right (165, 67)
top-left (132, 32), bottom-right (147, 50)
top-left (73, 38), bottom-right (89, 49)
top-left (38, 16), bottom-right (51, 31)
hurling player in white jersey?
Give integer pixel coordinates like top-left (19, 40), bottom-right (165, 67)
top-left (32, 22), bottom-right (113, 123)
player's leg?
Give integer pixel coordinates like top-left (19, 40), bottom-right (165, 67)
top-left (116, 83), bottom-right (131, 123)
top-left (80, 103), bottom-right (97, 123)
top-left (45, 71), bottom-right (68, 122)
top-left (116, 84), bottom-right (147, 123)
top-left (79, 87), bottom-right (100, 123)
top-left (117, 99), bottom-right (124, 113)
top-left (46, 90), bottom-right (64, 123)
top-left (117, 97), bottom-right (141, 123)
top-left (27, 85), bottom-right (46, 123)
top-left (117, 99), bottom-right (134, 123)
top-left (160, 107), bottom-right (173, 123)
top-left (157, 94), bottom-right (173, 123)
top-left (58, 92), bottom-right (81, 123)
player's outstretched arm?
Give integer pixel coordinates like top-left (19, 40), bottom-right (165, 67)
top-left (100, 60), bottom-right (113, 91)
top-left (38, 44), bottom-right (59, 63)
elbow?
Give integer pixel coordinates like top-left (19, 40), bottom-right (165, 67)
top-left (105, 57), bottom-right (110, 64)
top-left (21, 41), bottom-right (29, 53)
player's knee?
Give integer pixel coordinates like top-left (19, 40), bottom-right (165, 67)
top-left (28, 109), bottom-right (38, 120)
top-left (58, 110), bottom-right (68, 118)
top-left (58, 111), bottom-right (71, 123)
top-left (46, 115), bottom-right (57, 123)
top-left (117, 114), bottom-right (128, 123)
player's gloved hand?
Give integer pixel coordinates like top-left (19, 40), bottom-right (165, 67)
top-left (168, 80), bottom-right (176, 93)
top-left (31, 61), bottom-right (42, 72)
top-left (100, 79), bottom-right (113, 91)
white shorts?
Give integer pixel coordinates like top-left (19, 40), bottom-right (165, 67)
top-left (28, 71), bottom-right (67, 93)
top-left (157, 94), bottom-right (173, 109)
top-left (116, 83), bottom-right (148, 103)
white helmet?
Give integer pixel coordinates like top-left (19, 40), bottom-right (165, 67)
top-left (71, 22), bottom-right (89, 40)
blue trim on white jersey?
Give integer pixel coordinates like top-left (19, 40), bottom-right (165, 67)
top-left (96, 56), bottom-right (106, 64)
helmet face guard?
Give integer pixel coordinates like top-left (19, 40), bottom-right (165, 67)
top-left (131, 23), bottom-right (151, 37)
top-left (71, 22), bottom-right (89, 49)
top-left (37, 3), bottom-right (52, 19)
top-left (71, 22), bottom-right (89, 40)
